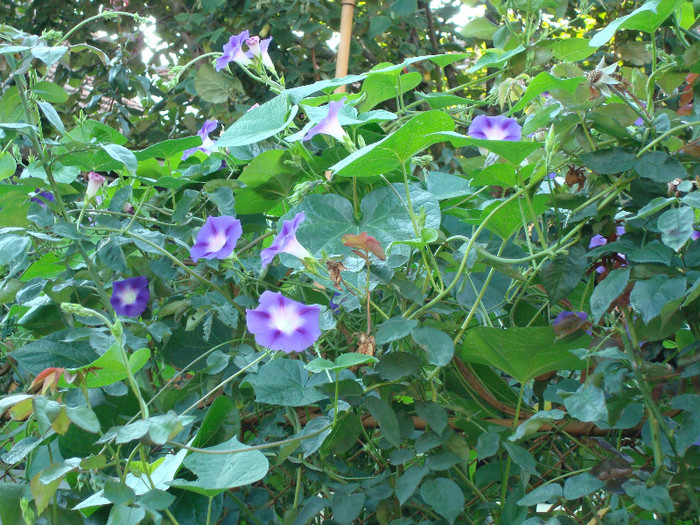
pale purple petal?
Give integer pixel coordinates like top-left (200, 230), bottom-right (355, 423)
top-left (182, 120), bottom-right (219, 160)
top-left (111, 276), bottom-right (150, 317)
top-left (245, 36), bottom-right (274, 70)
top-left (260, 212), bottom-right (311, 268)
top-left (303, 98), bottom-right (347, 142)
top-left (692, 231), bottom-right (700, 241)
top-left (30, 190), bottom-right (55, 206)
top-left (86, 171), bottom-right (105, 199)
top-left (467, 115), bottom-right (521, 141)
top-left (216, 31), bottom-right (251, 71)
top-left (553, 311), bottom-right (588, 326)
top-left (198, 119), bottom-right (219, 140)
top-left (589, 234), bottom-right (607, 249)
top-left (190, 216), bottom-right (242, 262)
top-left (246, 291), bottom-right (321, 353)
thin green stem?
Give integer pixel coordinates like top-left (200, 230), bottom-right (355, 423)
top-left (637, 121), bottom-right (700, 157)
top-left (180, 351), bottom-right (270, 416)
top-left (408, 186), bottom-right (527, 319)
top-left (58, 11), bottom-right (142, 44)
top-left (168, 421), bottom-right (333, 454)
top-left (13, 73), bottom-right (113, 312)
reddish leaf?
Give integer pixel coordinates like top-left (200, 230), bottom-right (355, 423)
top-left (341, 232), bottom-right (386, 261)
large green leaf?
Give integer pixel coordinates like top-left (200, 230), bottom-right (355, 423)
top-left (460, 194), bottom-right (550, 240)
top-left (458, 326), bottom-right (588, 383)
top-left (330, 111), bottom-right (454, 178)
top-left (357, 70), bottom-right (422, 112)
top-left (217, 94), bottom-right (298, 148)
top-left (545, 38), bottom-right (595, 61)
top-left (234, 150), bottom-right (299, 214)
top-left (564, 384), bottom-right (608, 423)
top-left (580, 147), bottom-right (635, 175)
top-left (590, 268), bottom-right (630, 321)
top-left (431, 132), bottom-right (541, 165)
top-left (509, 72), bottom-right (585, 113)
top-left (658, 206), bottom-right (695, 252)
top-left (244, 359), bottom-right (327, 407)
top-left (419, 478), bottom-right (464, 525)
top-left (173, 436), bottom-right (269, 496)
top-left (540, 244), bottom-right (588, 302)
top-left (630, 276), bottom-right (687, 323)
top-left (635, 151), bottom-right (688, 183)
top-left (11, 331), bottom-right (99, 376)
top-left (194, 64), bottom-right (239, 103)
top-left (134, 137), bottom-right (202, 161)
top-left (589, 0), bottom-right (685, 48)
top-left (290, 184), bottom-right (440, 267)
top-left (364, 396), bottom-right (401, 447)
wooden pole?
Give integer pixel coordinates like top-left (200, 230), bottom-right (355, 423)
top-left (333, 0), bottom-right (356, 93)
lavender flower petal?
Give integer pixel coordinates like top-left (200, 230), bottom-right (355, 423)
top-left (260, 212), bottom-right (311, 268)
top-left (190, 216), bottom-right (242, 262)
top-left (467, 115), bottom-right (522, 141)
top-left (182, 120), bottom-right (219, 160)
top-left (30, 190), bottom-right (55, 206)
top-left (216, 31), bottom-right (251, 71)
top-left (303, 98), bottom-right (347, 142)
top-left (246, 291), bottom-right (321, 353)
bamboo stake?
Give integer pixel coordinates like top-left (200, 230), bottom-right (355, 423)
top-left (333, 0), bottom-right (356, 93)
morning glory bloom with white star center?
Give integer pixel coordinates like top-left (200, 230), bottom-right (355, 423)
top-left (246, 291), bottom-right (321, 353)
top-left (260, 212), bottom-right (312, 268)
top-left (216, 30), bottom-right (252, 71)
top-left (190, 215), bottom-right (242, 262)
top-left (111, 276), bottom-right (150, 317)
top-left (467, 115), bottom-right (522, 141)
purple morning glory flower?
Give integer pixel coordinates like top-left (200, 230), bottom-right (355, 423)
top-left (553, 310), bottom-right (591, 336)
top-left (634, 117), bottom-right (644, 126)
top-left (30, 190), bottom-right (55, 206)
top-left (216, 31), bottom-right (251, 71)
top-left (329, 292), bottom-right (342, 314)
top-left (86, 171), bottom-right (105, 200)
top-left (303, 98), bottom-right (348, 142)
top-left (246, 36), bottom-right (274, 70)
top-left (692, 230), bottom-right (700, 241)
top-left (553, 311), bottom-right (588, 326)
top-left (246, 291), bottom-right (321, 353)
top-left (190, 216), bottom-right (242, 262)
top-left (182, 119), bottom-right (219, 161)
top-left (467, 115), bottom-right (521, 141)
top-left (260, 212), bottom-right (312, 268)
top-left (589, 234), bottom-right (607, 249)
top-left (111, 276), bottom-right (150, 317)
